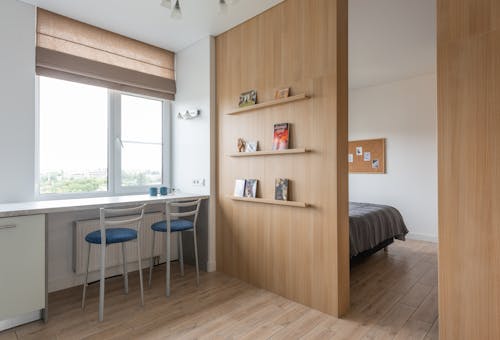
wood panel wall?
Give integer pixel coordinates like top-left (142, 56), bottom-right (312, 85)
top-left (215, 0), bottom-right (349, 316)
top-left (438, 0), bottom-right (500, 338)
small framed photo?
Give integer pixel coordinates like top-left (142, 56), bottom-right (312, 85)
top-left (274, 87), bottom-right (290, 100)
top-left (372, 159), bottom-right (380, 169)
top-left (356, 146), bottom-right (363, 156)
top-left (245, 141), bottom-right (258, 152)
top-left (244, 179), bottom-right (257, 198)
top-left (234, 179), bottom-right (246, 197)
top-left (239, 90), bottom-right (257, 107)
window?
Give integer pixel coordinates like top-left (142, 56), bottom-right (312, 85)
top-left (117, 94), bottom-right (164, 190)
top-left (37, 76), bottom-right (169, 198)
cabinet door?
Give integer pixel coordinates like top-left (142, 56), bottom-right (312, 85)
top-left (0, 215), bottom-right (45, 320)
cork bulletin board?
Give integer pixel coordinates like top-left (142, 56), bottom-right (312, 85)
top-left (348, 138), bottom-right (386, 173)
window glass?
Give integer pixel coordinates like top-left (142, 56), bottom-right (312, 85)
top-left (120, 94), bottom-right (163, 188)
top-left (39, 77), bottom-right (108, 194)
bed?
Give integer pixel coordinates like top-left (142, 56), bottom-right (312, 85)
top-left (349, 202), bottom-right (408, 259)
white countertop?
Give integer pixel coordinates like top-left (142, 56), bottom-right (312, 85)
top-left (0, 193), bottom-right (209, 218)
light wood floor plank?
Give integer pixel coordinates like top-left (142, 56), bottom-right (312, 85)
top-left (1, 240), bottom-right (438, 339)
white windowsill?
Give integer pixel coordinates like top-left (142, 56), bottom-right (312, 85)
top-left (0, 192), bottom-right (209, 218)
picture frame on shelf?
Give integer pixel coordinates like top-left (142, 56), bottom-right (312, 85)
top-left (238, 90), bottom-right (257, 107)
top-left (274, 87), bottom-right (290, 100)
top-left (245, 141), bottom-right (258, 152)
top-left (275, 178), bottom-right (289, 201)
top-left (244, 179), bottom-right (257, 198)
top-left (234, 179), bottom-right (246, 197)
top-left (272, 123), bottom-right (290, 150)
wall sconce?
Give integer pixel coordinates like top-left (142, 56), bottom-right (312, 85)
top-left (177, 109), bottom-right (200, 120)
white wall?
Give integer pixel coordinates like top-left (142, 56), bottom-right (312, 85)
top-left (0, 0), bottom-right (36, 204)
top-left (349, 74), bottom-right (438, 241)
top-left (172, 37), bottom-right (214, 196)
top-left (172, 36), bottom-right (216, 271)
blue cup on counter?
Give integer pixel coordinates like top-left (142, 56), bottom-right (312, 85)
top-left (149, 187), bottom-right (158, 196)
top-left (160, 186), bottom-right (169, 196)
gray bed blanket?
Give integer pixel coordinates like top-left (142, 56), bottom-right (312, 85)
top-left (349, 202), bottom-right (409, 257)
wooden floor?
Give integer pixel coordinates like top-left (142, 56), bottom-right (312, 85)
top-left (1, 239), bottom-right (438, 340)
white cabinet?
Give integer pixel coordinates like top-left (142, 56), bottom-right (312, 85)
top-left (0, 215), bottom-right (45, 321)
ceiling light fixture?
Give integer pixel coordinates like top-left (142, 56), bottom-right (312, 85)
top-left (161, 0), bottom-right (237, 19)
top-left (171, 0), bottom-right (182, 19)
top-left (160, 0), bottom-right (172, 9)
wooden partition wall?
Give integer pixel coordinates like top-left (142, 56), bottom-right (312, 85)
top-left (438, 0), bottom-right (500, 338)
top-left (216, 0), bottom-right (349, 316)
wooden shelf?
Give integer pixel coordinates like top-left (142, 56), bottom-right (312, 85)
top-left (230, 196), bottom-right (309, 208)
top-left (225, 93), bottom-right (310, 115)
top-left (228, 148), bottom-right (310, 157)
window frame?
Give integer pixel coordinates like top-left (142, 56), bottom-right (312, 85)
top-left (35, 76), bottom-right (171, 200)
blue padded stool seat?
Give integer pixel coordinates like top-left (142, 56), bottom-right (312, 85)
top-left (85, 228), bottom-right (138, 244)
top-left (151, 219), bottom-right (193, 233)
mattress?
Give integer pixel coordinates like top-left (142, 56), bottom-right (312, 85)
top-left (349, 202), bottom-right (409, 257)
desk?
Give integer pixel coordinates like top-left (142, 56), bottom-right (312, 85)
top-left (0, 193), bottom-right (208, 331)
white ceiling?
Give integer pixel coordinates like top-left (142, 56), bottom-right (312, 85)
top-left (21, 0), bottom-right (435, 88)
top-left (349, 0), bottom-right (436, 89)
top-left (19, 0), bottom-right (284, 52)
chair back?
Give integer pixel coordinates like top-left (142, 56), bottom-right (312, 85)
top-left (165, 199), bottom-right (202, 230)
top-left (99, 204), bottom-right (146, 245)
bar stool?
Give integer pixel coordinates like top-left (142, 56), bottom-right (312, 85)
top-left (148, 199), bottom-right (201, 297)
top-left (81, 204), bottom-right (146, 322)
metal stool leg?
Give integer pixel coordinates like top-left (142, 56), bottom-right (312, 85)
top-left (98, 243), bottom-right (106, 322)
top-left (122, 243), bottom-right (128, 294)
top-left (192, 228), bottom-right (200, 286)
top-left (178, 232), bottom-right (184, 277)
top-left (81, 243), bottom-right (91, 310)
top-left (148, 231), bottom-right (155, 288)
top-left (166, 229), bottom-right (171, 297)
top-left (137, 240), bottom-right (144, 306)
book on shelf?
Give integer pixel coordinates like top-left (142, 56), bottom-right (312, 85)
top-left (275, 178), bottom-right (289, 201)
top-left (272, 123), bottom-right (289, 150)
top-left (244, 179), bottom-right (257, 198)
top-left (233, 179), bottom-right (246, 197)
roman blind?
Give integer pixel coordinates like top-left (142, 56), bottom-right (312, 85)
top-left (36, 8), bottom-right (176, 100)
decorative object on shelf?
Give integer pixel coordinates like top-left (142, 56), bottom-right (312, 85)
top-left (274, 87), bottom-right (290, 100)
top-left (160, 186), bottom-right (169, 195)
top-left (237, 138), bottom-right (246, 152)
top-left (234, 179), bottom-right (246, 197)
top-left (275, 178), bottom-right (289, 201)
top-left (149, 187), bottom-right (158, 196)
top-left (272, 123), bottom-right (290, 150)
top-left (177, 109), bottom-right (200, 120)
top-left (245, 141), bottom-right (258, 152)
top-left (239, 90), bottom-right (257, 107)
top-left (244, 179), bottom-right (257, 198)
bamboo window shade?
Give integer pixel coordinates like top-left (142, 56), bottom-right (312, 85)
top-left (36, 8), bottom-right (176, 100)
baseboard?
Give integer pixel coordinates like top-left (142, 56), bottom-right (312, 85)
top-left (206, 260), bottom-right (216, 272)
top-left (406, 232), bottom-right (438, 243)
